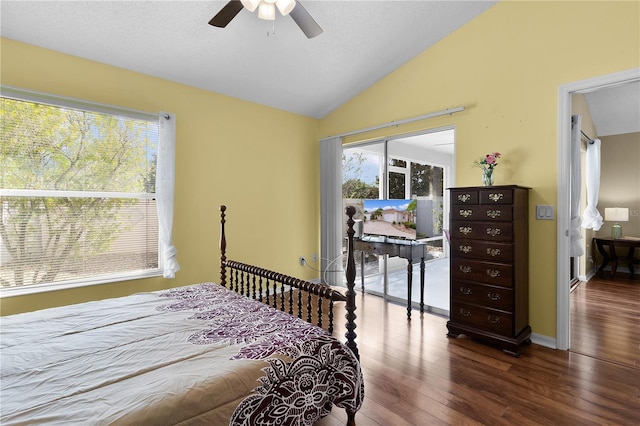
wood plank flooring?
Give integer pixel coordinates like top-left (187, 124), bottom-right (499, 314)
top-left (571, 274), bottom-right (639, 369)
top-left (317, 278), bottom-right (640, 425)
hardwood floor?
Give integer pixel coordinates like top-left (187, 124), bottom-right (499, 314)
top-left (571, 274), bottom-right (639, 369)
top-left (317, 281), bottom-right (640, 425)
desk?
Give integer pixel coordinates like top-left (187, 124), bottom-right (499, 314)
top-left (594, 237), bottom-right (640, 278)
top-left (353, 237), bottom-right (427, 319)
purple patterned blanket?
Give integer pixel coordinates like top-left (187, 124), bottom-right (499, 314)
top-left (1, 282), bottom-right (363, 425)
top-left (158, 283), bottom-right (364, 425)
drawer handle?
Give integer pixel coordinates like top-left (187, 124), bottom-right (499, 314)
top-left (487, 292), bottom-right (501, 301)
top-left (459, 245), bottom-right (472, 254)
top-left (459, 209), bottom-right (473, 218)
top-left (486, 269), bottom-right (501, 278)
top-left (459, 265), bottom-right (472, 273)
top-left (488, 193), bottom-right (504, 202)
top-left (486, 248), bottom-right (501, 257)
top-left (487, 315), bottom-right (501, 324)
top-left (459, 226), bottom-right (472, 235)
top-left (486, 210), bottom-right (501, 219)
top-left (457, 194), bottom-right (472, 203)
top-left (460, 286), bottom-right (472, 295)
top-left (486, 228), bottom-right (501, 237)
top-left (460, 308), bottom-right (472, 317)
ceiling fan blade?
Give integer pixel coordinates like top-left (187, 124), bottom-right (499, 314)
top-left (209, 1), bottom-right (244, 28)
top-left (289, 1), bottom-right (323, 39)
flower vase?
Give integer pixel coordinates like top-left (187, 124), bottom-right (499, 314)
top-left (482, 168), bottom-right (494, 186)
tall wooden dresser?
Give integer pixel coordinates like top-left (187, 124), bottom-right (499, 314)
top-left (447, 185), bottom-right (531, 356)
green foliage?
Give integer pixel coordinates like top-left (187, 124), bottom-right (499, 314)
top-left (342, 151), bottom-right (379, 199)
top-left (410, 163), bottom-right (434, 197)
top-left (342, 178), bottom-right (378, 199)
top-left (2, 100), bottom-right (152, 192)
top-left (388, 172), bottom-right (405, 199)
top-left (369, 208), bottom-right (383, 220)
top-left (0, 98), bottom-right (156, 287)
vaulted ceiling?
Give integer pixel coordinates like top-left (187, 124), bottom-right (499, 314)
top-left (584, 82), bottom-right (640, 138)
top-left (2, 1), bottom-right (638, 136)
top-left (0, 1), bottom-right (497, 119)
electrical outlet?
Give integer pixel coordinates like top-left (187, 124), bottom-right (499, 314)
top-left (299, 256), bottom-right (306, 266)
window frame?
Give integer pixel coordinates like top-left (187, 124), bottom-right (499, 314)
top-left (0, 86), bottom-right (163, 298)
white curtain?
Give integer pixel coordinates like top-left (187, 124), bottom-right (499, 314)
top-left (570, 115), bottom-right (584, 257)
top-left (581, 138), bottom-right (603, 230)
top-left (320, 137), bottom-right (343, 286)
top-left (157, 112), bottom-right (180, 278)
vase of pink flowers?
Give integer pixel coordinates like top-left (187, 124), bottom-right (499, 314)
top-left (473, 152), bottom-right (501, 186)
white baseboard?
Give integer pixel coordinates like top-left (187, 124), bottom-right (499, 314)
top-left (530, 332), bottom-right (557, 350)
top-left (580, 268), bottom-right (597, 282)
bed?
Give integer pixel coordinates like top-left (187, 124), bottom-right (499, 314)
top-left (0, 205), bottom-right (363, 425)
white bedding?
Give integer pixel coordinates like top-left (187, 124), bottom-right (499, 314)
top-left (0, 283), bottom-right (363, 425)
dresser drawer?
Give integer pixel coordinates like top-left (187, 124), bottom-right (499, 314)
top-left (450, 221), bottom-right (513, 242)
top-left (480, 188), bottom-right (513, 205)
top-left (451, 302), bottom-right (513, 335)
top-left (452, 205), bottom-right (513, 222)
top-left (451, 258), bottom-right (513, 287)
top-left (451, 280), bottom-right (513, 311)
top-left (452, 240), bottom-right (513, 262)
top-left (447, 185), bottom-right (530, 355)
top-left (451, 190), bottom-right (478, 205)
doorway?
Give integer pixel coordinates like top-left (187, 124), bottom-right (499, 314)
top-left (557, 68), bottom-right (640, 351)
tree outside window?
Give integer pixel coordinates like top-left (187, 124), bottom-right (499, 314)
top-left (0, 97), bottom-right (158, 288)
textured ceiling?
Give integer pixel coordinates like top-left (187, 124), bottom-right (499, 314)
top-left (0, 0), bottom-right (497, 118)
top-left (584, 81), bottom-right (640, 137)
top-left (1, 1), bottom-right (637, 135)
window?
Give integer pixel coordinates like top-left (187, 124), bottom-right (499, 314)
top-left (1, 89), bottom-right (163, 294)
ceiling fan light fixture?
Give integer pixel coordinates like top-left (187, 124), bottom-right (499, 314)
top-left (240, 0), bottom-right (260, 12)
top-left (276, 0), bottom-right (296, 16)
top-left (258, 2), bottom-right (276, 20)
top-left (209, 0), bottom-right (322, 39)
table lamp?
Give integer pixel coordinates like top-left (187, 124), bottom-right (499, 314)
top-left (604, 207), bottom-right (629, 238)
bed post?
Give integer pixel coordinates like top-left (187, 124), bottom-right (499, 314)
top-left (344, 206), bottom-right (359, 360)
top-left (220, 205), bottom-right (227, 288)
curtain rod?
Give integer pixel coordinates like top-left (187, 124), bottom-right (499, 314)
top-left (581, 130), bottom-right (595, 145)
top-left (572, 115), bottom-right (595, 145)
top-left (1, 85), bottom-right (159, 122)
top-left (320, 106), bottom-right (465, 142)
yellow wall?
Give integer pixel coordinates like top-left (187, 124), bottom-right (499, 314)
top-left (319, 1), bottom-right (639, 338)
top-left (2, 1), bottom-right (639, 339)
top-left (0, 38), bottom-right (321, 315)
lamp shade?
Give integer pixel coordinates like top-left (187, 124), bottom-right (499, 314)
top-left (604, 207), bottom-right (629, 222)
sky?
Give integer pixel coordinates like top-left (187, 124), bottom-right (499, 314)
top-left (363, 199), bottom-right (410, 212)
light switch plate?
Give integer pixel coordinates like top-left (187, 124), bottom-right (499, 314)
top-left (536, 205), bottom-right (554, 220)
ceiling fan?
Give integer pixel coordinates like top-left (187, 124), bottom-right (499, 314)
top-left (209, 0), bottom-right (323, 39)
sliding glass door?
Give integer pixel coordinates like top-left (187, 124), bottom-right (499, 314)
top-left (342, 129), bottom-right (453, 314)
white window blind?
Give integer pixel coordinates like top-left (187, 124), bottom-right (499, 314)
top-left (1, 90), bottom-right (162, 293)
